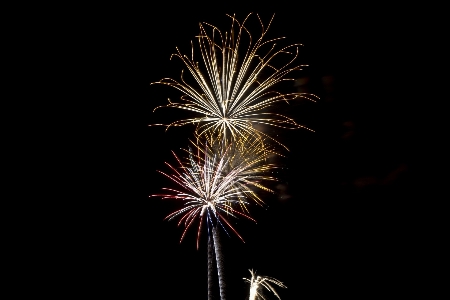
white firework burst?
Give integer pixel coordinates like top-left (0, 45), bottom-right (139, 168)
top-left (151, 134), bottom-right (277, 248)
top-left (244, 269), bottom-right (287, 300)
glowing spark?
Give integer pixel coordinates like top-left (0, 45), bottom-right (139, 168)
top-left (151, 135), bottom-right (277, 248)
top-left (151, 13), bottom-right (319, 149)
top-left (244, 269), bottom-right (287, 300)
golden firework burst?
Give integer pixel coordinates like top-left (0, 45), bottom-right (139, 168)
top-left (152, 13), bottom-right (318, 149)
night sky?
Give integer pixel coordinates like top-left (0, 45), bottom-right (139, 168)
top-left (62, 7), bottom-right (431, 299)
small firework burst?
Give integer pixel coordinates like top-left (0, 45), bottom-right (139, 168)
top-left (244, 269), bottom-right (287, 300)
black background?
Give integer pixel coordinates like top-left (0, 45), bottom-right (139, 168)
top-left (41, 6), bottom-right (436, 299)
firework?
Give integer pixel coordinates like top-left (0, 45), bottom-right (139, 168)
top-left (151, 135), bottom-right (277, 248)
top-left (244, 269), bottom-right (287, 300)
top-left (151, 13), bottom-right (318, 149)
top-left (195, 133), bottom-right (280, 208)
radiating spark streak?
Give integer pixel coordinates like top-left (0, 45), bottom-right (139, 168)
top-left (151, 134), bottom-right (277, 247)
top-left (244, 269), bottom-right (287, 300)
top-left (218, 213), bottom-right (245, 242)
top-left (151, 13), bottom-right (319, 149)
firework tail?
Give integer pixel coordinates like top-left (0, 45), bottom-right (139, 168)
top-left (207, 234), bottom-right (216, 300)
top-left (213, 225), bottom-right (226, 300)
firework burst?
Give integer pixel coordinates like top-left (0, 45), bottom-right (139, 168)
top-left (244, 269), bottom-right (287, 300)
top-left (151, 135), bottom-right (277, 248)
top-left (151, 13), bottom-right (318, 149)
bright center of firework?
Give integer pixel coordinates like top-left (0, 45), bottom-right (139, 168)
top-left (200, 199), bottom-right (215, 216)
